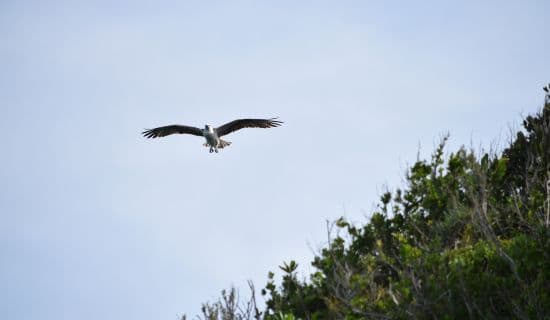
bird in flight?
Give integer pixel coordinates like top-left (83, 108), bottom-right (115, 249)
top-left (142, 118), bottom-right (283, 153)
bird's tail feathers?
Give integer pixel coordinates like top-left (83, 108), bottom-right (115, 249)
top-left (218, 139), bottom-right (232, 149)
top-left (203, 140), bottom-right (232, 149)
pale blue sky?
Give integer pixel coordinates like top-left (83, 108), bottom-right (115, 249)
top-left (1, 1), bottom-right (549, 319)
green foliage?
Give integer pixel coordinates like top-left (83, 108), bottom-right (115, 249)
top-left (261, 101), bottom-right (550, 319)
top-left (272, 312), bottom-right (300, 320)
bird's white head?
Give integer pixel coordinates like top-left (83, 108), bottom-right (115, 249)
top-left (204, 124), bottom-right (213, 132)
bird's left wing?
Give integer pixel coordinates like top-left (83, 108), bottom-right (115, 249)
top-left (142, 125), bottom-right (203, 138)
top-left (215, 118), bottom-right (283, 137)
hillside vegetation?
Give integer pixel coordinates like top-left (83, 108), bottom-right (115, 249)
top-left (189, 94), bottom-right (550, 320)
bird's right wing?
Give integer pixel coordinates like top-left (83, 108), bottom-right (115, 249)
top-left (215, 118), bottom-right (283, 137)
top-left (142, 125), bottom-right (203, 138)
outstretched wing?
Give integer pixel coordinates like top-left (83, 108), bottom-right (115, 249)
top-left (142, 125), bottom-right (203, 139)
top-left (215, 118), bottom-right (283, 137)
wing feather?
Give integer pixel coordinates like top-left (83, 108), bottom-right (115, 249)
top-left (215, 118), bottom-right (283, 137)
top-left (142, 125), bottom-right (203, 139)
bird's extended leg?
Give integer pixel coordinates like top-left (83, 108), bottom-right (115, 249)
top-left (215, 148), bottom-right (219, 153)
top-left (209, 147), bottom-right (213, 153)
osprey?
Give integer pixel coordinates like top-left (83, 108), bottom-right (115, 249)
top-left (142, 118), bottom-right (283, 153)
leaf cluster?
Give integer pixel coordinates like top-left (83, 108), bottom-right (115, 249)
top-left (262, 101), bottom-right (550, 319)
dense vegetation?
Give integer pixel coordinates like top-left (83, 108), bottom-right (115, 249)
top-left (187, 93), bottom-right (550, 320)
